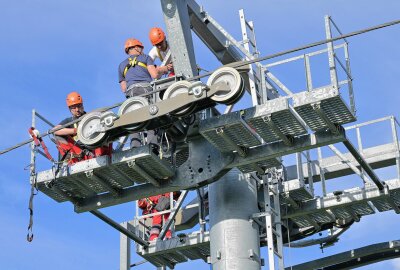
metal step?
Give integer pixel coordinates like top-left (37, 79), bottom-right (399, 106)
top-left (137, 231), bottom-right (210, 267)
top-left (293, 85), bottom-right (356, 131)
top-left (35, 145), bottom-right (174, 203)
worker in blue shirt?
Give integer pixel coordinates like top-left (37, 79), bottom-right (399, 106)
top-left (118, 38), bottom-right (172, 148)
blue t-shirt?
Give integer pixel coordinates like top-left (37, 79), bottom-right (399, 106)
top-left (118, 54), bottom-right (154, 87)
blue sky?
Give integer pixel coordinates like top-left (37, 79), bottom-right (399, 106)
top-left (0, 0), bottom-right (399, 269)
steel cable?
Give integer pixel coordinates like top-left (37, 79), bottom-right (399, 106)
top-left (1, 19), bottom-right (399, 156)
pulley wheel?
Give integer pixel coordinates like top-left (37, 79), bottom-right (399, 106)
top-left (163, 81), bottom-right (197, 117)
top-left (207, 66), bottom-right (244, 105)
top-left (118, 96), bottom-right (149, 131)
top-left (77, 112), bottom-right (107, 147)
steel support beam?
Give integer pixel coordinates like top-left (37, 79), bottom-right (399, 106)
top-left (120, 222), bottom-right (131, 270)
top-left (158, 190), bottom-right (189, 240)
top-left (343, 140), bottom-right (385, 190)
top-left (161, 0), bottom-right (198, 78)
top-left (90, 210), bottom-right (149, 247)
top-left (74, 130), bottom-right (345, 213)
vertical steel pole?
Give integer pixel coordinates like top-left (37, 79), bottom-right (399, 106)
top-left (324, 16), bottom-right (339, 90)
top-left (305, 151), bottom-right (314, 196)
top-left (209, 169), bottom-right (261, 270)
top-left (344, 42), bottom-right (356, 116)
top-left (391, 117), bottom-right (400, 179)
top-left (120, 222), bottom-right (131, 270)
top-left (317, 147), bottom-right (327, 196)
top-left (30, 110), bottom-right (36, 183)
top-left (304, 54), bottom-right (313, 91)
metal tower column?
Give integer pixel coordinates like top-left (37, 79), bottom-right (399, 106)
top-left (209, 169), bottom-right (261, 270)
top-left (161, 0), bottom-right (198, 78)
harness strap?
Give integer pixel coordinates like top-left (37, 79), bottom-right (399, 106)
top-left (28, 127), bottom-right (54, 162)
top-left (156, 48), bottom-right (164, 62)
top-left (27, 174), bottom-right (38, 242)
top-left (123, 56), bottom-right (148, 78)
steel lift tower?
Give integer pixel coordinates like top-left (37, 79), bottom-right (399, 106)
top-left (27, 1), bottom-right (400, 270)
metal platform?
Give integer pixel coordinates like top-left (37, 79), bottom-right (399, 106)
top-left (199, 96), bottom-right (309, 154)
top-left (285, 142), bottom-right (400, 182)
top-left (244, 97), bottom-right (307, 143)
top-left (136, 231), bottom-right (210, 268)
top-left (35, 145), bottom-right (174, 203)
top-left (283, 179), bottom-right (400, 229)
top-left (292, 85), bottom-right (356, 131)
top-left (287, 239), bottom-right (400, 270)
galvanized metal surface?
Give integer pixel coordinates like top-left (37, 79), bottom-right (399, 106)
top-left (292, 85), bottom-right (356, 131)
top-left (209, 170), bottom-right (261, 270)
top-left (286, 239), bottom-right (400, 270)
top-left (283, 179), bottom-right (400, 229)
top-left (161, 0), bottom-right (198, 78)
top-left (137, 230), bottom-right (210, 267)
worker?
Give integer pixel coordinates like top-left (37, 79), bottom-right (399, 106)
top-left (118, 38), bottom-right (172, 148)
top-left (148, 28), bottom-right (171, 65)
top-left (54, 92), bottom-right (85, 140)
top-left (118, 38), bottom-right (172, 98)
top-left (138, 192), bottom-right (181, 241)
top-left (53, 92), bottom-right (111, 164)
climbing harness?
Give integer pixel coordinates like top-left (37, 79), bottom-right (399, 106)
top-left (123, 56), bottom-right (148, 78)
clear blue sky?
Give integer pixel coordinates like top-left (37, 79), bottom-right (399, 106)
top-left (0, 0), bottom-right (399, 269)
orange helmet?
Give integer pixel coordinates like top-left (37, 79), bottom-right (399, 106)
top-left (124, 38), bottom-right (144, 54)
top-left (149, 27), bottom-right (165, 45)
top-left (66, 92), bottom-right (83, 107)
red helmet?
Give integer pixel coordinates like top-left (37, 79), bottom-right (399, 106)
top-left (66, 92), bottom-right (83, 107)
top-left (149, 27), bottom-right (166, 46)
top-left (124, 38), bottom-right (144, 54)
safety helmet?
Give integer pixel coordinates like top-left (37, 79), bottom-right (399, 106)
top-left (66, 92), bottom-right (83, 107)
top-left (124, 38), bottom-right (144, 54)
top-left (149, 27), bottom-right (166, 46)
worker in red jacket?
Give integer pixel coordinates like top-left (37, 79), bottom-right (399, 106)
top-left (138, 192), bottom-right (181, 241)
top-left (53, 92), bottom-right (112, 164)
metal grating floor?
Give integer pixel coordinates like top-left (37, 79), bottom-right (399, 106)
top-left (137, 231), bottom-right (210, 267)
top-left (293, 86), bottom-right (356, 131)
top-left (238, 158), bottom-right (282, 173)
top-left (35, 145), bottom-right (174, 203)
top-left (245, 98), bottom-right (307, 143)
top-left (199, 110), bottom-right (261, 152)
top-left (284, 179), bottom-right (400, 229)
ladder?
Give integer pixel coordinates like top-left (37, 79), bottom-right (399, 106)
top-left (263, 167), bottom-right (285, 270)
top-left (239, 9), bottom-right (264, 105)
